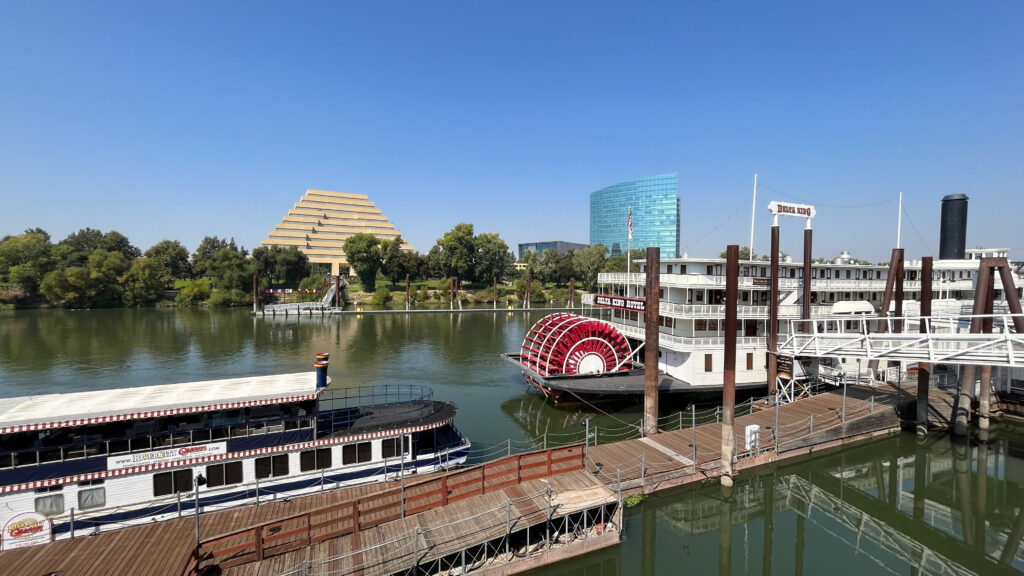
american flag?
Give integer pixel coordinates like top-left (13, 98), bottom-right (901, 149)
top-left (627, 206), bottom-right (633, 240)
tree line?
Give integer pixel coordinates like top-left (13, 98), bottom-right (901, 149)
top-left (1, 222), bottom-right (629, 309)
top-left (0, 228), bottom-right (314, 308)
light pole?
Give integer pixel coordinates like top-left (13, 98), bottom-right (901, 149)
top-left (194, 473), bottom-right (207, 547)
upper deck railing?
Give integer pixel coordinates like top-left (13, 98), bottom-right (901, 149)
top-left (779, 313), bottom-right (1024, 366)
top-left (598, 272), bottom-right (978, 292)
top-left (316, 384), bottom-right (443, 437)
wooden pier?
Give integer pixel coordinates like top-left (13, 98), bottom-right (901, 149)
top-left (0, 384), bottom-right (954, 576)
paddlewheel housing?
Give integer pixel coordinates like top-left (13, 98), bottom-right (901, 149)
top-left (519, 313), bottom-right (633, 377)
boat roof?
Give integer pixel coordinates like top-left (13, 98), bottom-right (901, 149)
top-left (0, 373), bottom-right (323, 435)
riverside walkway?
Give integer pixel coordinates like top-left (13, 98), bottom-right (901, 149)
top-left (0, 384), bottom-right (951, 576)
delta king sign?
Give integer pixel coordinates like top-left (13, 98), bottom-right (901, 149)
top-left (593, 295), bottom-right (646, 313)
top-left (767, 201), bottom-right (816, 220)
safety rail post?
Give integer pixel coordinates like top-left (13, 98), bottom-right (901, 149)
top-left (546, 487), bottom-right (552, 550)
top-left (507, 438), bottom-right (512, 456)
top-left (506, 499), bottom-right (512, 557)
top-left (641, 453), bottom-right (646, 488)
top-left (809, 415), bottom-right (814, 435)
top-left (870, 396), bottom-right (874, 413)
top-left (412, 526), bottom-right (419, 575)
top-left (69, 507), bottom-right (74, 538)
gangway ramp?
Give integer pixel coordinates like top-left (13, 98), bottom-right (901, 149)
top-left (779, 313), bottom-right (1024, 367)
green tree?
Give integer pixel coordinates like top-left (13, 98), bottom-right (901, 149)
top-left (343, 233), bottom-right (383, 292)
top-left (541, 249), bottom-right (573, 287)
top-left (573, 244), bottom-right (608, 291)
top-left (0, 231), bottom-right (54, 293)
top-left (205, 248), bottom-right (253, 292)
top-left (190, 234), bottom-right (234, 276)
top-left (176, 279), bottom-right (212, 305)
top-left (603, 249), bottom-right (646, 273)
top-left (252, 245), bottom-right (310, 285)
top-left (519, 250), bottom-right (543, 282)
top-left (121, 258), bottom-right (164, 306)
top-left (474, 233), bottom-right (514, 283)
top-left (380, 237), bottom-right (407, 287)
top-left (144, 240), bottom-right (191, 286)
top-left (39, 249), bottom-right (129, 308)
top-left (435, 223), bottom-right (476, 284)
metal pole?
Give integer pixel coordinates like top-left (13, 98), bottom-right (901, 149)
top-left (507, 438), bottom-right (511, 457)
top-left (842, 372), bottom-right (847, 422)
top-left (413, 527), bottom-right (419, 574)
top-left (177, 492), bottom-right (182, 518)
top-left (768, 224), bottom-right (780, 401)
top-left (69, 507), bottom-right (74, 539)
top-left (546, 487), bottom-right (552, 549)
top-left (641, 452), bottom-right (646, 487)
top-left (506, 499), bottom-right (511, 557)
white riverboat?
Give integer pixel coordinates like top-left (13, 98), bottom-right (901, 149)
top-left (0, 356), bottom-right (469, 547)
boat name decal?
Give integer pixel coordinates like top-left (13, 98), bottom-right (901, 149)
top-left (107, 442), bottom-right (228, 471)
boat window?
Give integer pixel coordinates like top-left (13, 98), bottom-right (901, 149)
top-left (78, 487), bottom-right (106, 510)
top-left (255, 454), bottom-right (289, 479)
top-left (300, 448), bottom-right (333, 472)
top-left (207, 462), bottom-right (244, 488)
top-left (152, 469), bottom-right (193, 497)
top-left (343, 442), bottom-right (373, 465)
top-left (381, 437), bottom-right (410, 459)
top-left (35, 494), bottom-right (65, 517)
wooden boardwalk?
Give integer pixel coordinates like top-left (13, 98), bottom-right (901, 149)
top-left (0, 476), bottom-right (436, 576)
top-left (587, 384), bottom-right (904, 485)
top-left (221, 470), bottom-right (613, 576)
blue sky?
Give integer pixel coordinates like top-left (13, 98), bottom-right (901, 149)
top-left (1, 1), bottom-right (1021, 262)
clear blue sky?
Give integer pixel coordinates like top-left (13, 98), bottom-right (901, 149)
top-left (1, 1), bottom-right (1021, 263)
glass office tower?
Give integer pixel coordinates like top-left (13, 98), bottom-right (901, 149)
top-left (589, 174), bottom-right (679, 258)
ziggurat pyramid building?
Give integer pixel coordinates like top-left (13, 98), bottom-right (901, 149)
top-left (261, 189), bottom-right (412, 276)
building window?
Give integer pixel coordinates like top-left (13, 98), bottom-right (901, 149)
top-left (704, 354), bottom-right (713, 372)
top-left (256, 454), bottom-right (290, 479)
top-left (343, 442), bottom-right (373, 465)
top-left (153, 469), bottom-right (193, 497)
top-left (667, 265), bottom-right (673, 274)
top-left (206, 461), bottom-right (244, 488)
top-left (746, 353), bottom-right (754, 371)
top-left (35, 494), bottom-right (65, 516)
top-left (382, 437), bottom-right (410, 459)
top-left (300, 448), bottom-right (332, 472)
top-left (78, 487), bottom-right (106, 510)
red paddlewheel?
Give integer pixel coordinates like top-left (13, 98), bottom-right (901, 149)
top-left (520, 313), bottom-right (632, 377)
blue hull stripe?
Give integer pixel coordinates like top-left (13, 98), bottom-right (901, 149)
top-left (52, 448), bottom-right (468, 536)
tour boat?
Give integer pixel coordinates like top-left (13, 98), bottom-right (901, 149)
top-left (0, 356), bottom-right (469, 547)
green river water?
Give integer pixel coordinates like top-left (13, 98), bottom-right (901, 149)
top-left (0, 308), bottom-right (1020, 574)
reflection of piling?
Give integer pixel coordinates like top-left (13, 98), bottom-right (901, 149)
top-left (718, 484), bottom-right (733, 576)
top-left (721, 245), bottom-right (738, 486)
top-left (762, 472), bottom-right (775, 575)
top-left (643, 248), bottom-right (661, 437)
top-left (952, 437), bottom-right (974, 547)
top-left (642, 497), bottom-right (656, 576)
top-left (916, 257), bottom-right (932, 436)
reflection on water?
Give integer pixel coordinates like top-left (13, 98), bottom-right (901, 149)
top-left (527, 427), bottom-right (1024, 575)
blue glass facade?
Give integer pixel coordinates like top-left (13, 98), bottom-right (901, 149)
top-left (589, 174), bottom-right (679, 258)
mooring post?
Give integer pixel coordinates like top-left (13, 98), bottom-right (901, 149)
top-left (721, 245), bottom-right (739, 487)
top-left (643, 247), bottom-right (661, 437)
top-left (916, 257), bottom-right (933, 436)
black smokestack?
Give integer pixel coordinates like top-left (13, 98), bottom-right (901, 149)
top-left (939, 194), bottom-right (968, 260)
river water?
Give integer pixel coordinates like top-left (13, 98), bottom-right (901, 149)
top-left (1, 308), bottom-right (1021, 574)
